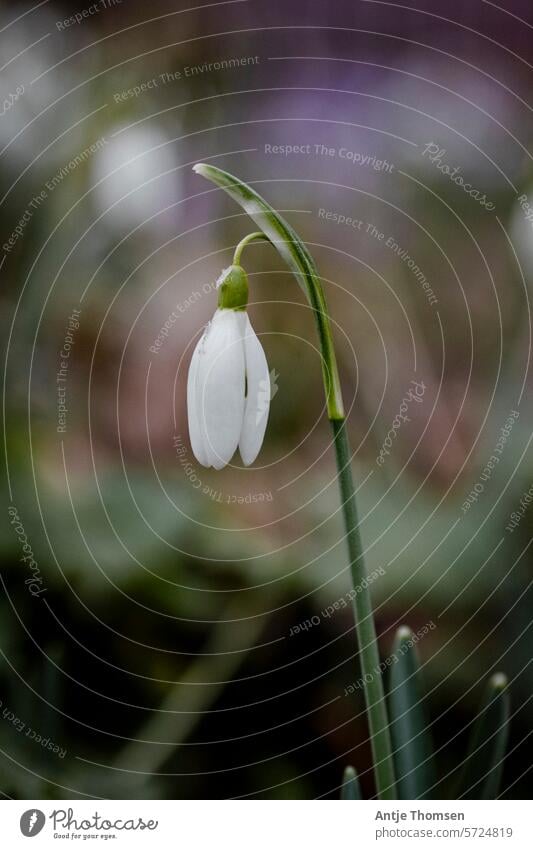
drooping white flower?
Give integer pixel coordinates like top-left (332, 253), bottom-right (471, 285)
top-left (187, 265), bottom-right (270, 469)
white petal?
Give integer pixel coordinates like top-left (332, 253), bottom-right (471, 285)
top-left (187, 334), bottom-right (210, 467)
top-left (239, 315), bottom-right (270, 466)
top-left (198, 309), bottom-right (245, 469)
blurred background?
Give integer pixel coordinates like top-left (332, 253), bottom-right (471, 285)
top-left (0, 0), bottom-right (532, 799)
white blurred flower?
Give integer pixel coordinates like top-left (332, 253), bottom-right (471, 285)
top-left (91, 124), bottom-right (179, 234)
top-left (187, 279), bottom-right (270, 469)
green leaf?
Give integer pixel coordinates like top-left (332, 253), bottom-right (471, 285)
top-left (389, 626), bottom-right (436, 799)
top-left (193, 163), bottom-right (344, 420)
top-left (341, 765), bottom-right (362, 800)
top-left (457, 673), bottom-right (510, 799)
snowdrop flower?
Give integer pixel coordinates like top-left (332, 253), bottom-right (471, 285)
top-left (187, 264), bottom-right (270, 469)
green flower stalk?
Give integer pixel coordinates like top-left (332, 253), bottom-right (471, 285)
top-left (191, 163), bottom-right (397, 799)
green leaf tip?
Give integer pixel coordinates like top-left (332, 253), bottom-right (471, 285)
top-left (389, 624), bottom-right (436, 800)
top-left (489, 672), bottom-right (508, 691)
top-left (456, 673), bottom-right (510, 799)
top-left (395, 625), bottom-right (414, 644)
top-left (341, 765), bottom-right (362, 800)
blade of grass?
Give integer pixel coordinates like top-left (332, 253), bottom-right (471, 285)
top-left (341, 765), bottom-right (362, 800)
top-left (457, 672), bottom-right (510, 799)
top-left (389, 626), bottom-right (436, 800)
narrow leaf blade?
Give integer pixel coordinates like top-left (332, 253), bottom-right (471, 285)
top-left (389, 626), bottom-right (436, 800)
top-left (457, 673), bottom-right (510, 799)
top-left (341, 765), bottom-right (362, 800)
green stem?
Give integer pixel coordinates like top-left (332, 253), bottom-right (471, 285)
top-left (233, 231), bottom-right (268, 266)
top-left (332, 419), bottom-right (397, 799)
top-left (235, 240), bottom-right (397, 800)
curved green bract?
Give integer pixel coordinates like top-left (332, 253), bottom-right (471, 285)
top-left (193, 163), bottom-right (345, 420)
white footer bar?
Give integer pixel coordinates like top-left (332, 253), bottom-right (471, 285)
top-left (1, 799), bottom-right (530, 848)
